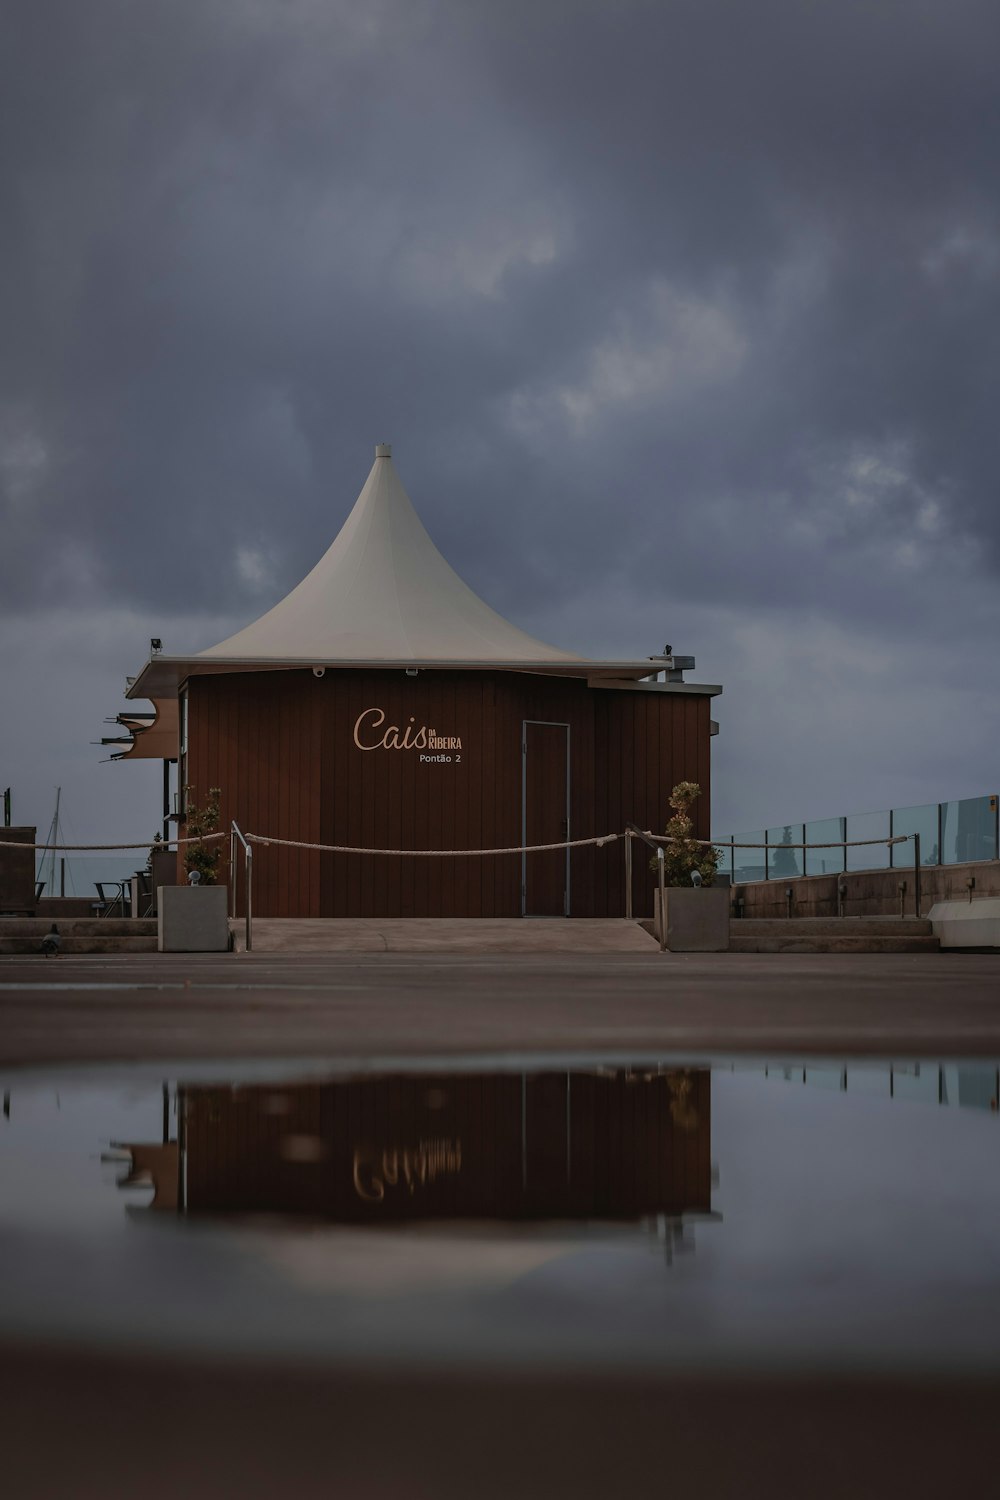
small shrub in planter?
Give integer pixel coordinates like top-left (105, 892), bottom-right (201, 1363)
top-left (649, 782), bottom-right (728, 951)
top-left (159, 788), bottom-right (228, 952)
top-left (648, 782), bottom-right (720, 887)
top-left (183, 787), bottom-right (222, 885)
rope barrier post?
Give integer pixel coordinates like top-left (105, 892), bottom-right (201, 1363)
top-left (625, 831), bottom-right (633, 921)
top-left (913, 832), bottom-right (921, 920)
top-left (656, 845), bottom-right (666, 952)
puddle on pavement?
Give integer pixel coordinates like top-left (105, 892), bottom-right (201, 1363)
top-left (1, 1059), bottom-right (998, 1374)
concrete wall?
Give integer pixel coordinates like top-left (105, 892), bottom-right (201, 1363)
top-left (0, 828), bottom-right (36, 914)
top-left (731, 859), bottom-right (1000, 920)
top-left (37, 898), bottom-right (102, 918)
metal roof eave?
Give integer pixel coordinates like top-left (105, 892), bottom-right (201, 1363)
top-left (125, 655), bottom-right (697, 700)
top-left (587, 677), bottom-right (723, 697)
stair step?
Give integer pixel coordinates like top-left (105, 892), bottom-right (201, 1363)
top-left (0, 937), bottom-right (159, 955)
top-left (729, 935), bottom-right (940, 954)
top-left (0, 919), bottom-right (157, 938)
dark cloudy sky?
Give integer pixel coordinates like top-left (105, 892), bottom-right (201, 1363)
top-left (3, 0), bottom-right (999, 850)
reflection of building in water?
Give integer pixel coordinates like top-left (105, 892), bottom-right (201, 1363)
top-left (118, 1068), bottom-right (711, 1223)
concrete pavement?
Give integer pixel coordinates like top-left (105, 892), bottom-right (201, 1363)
top-left (3, 1345), bottom-right (998, 1500)
top-left (2, 949), bottom-right (998, 1067)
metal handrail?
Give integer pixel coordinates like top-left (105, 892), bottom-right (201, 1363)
top-left (624, 824), bottom-right (667, 950)
top-left (624, 822), bottom-right (663, 852)
top-left (229, 821), bottom-right (253, 952)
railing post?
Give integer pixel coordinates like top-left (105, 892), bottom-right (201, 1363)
top-left (913, 832), bottom-right (921, 920)
top-left (625, 831), bottom-right (633, 921)
top-left (229, 826), bottom-right (236, 920)
top-left (230, 821), bottom-right (253, 952)
top-left (657, 845), bottom-right (666, 952)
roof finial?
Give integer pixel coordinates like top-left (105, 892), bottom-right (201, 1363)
top-left (375, 442), bottom-right (391, 458)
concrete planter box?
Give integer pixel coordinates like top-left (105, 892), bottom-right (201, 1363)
top-left (654, 886), bottom-right (730, 952)
top-left (158, 885), bottom-right (230, 953)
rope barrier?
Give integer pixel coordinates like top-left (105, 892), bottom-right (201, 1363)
top-left (638, 832), bottom-right (911, 850)
top-left (1, 829), bottom-right (913, 855)
top-left (0, 833), bottom-right (227, 851)
top-left (247, 832), bottom-right (620, 857)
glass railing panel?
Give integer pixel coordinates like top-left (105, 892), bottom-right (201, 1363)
top-left (805, 1066), bottom-right (846, 1091)
top-left (845, 810), bottom-right (891, 871)
top-left (940, 795), bottom-right (999, 865)
top-left (765, 1064), bottom-right (804, 1084)
top-left (845, 1068), bottom-right (891, 1097)
top-left (732, 831), bottom-right (767, 884)
top-left (713, 836), bottom-right (734, 880)
top-left (891, 1063), bottom-right (940, 1105)
top-left (767, 824), bottom-right (804, 879)
top-left (890, 803), bottom-right (939, 868)
top-left (804, 817), bottom-right (846, 876)
top-left (945, 1066), bottom-right (1000, 1111)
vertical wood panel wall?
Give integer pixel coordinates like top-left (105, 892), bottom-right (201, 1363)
top-left (186, 670), bottom-right (713, 917)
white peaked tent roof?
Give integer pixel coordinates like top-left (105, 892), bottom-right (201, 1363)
top-left (125, 445), bottom-right (723, 701)
top-left (199, 444), bottom-right (585, 664)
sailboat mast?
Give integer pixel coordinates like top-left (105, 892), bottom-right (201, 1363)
top-left (41, 787), bottom-right (61, 896)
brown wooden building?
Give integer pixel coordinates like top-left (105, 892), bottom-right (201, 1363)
top-left (126, 445), bottom-right (721, 918)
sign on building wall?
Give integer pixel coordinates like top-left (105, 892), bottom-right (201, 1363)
top-left (353, 707), bottom-right (464, 764)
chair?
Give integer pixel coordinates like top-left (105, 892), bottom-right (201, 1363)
top-left (133, 871), bottom-right (155, 917)
top-left (95, 881), bottom-right (128, 918)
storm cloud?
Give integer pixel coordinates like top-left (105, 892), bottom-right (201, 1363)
top-left (2, 0), bottom-right (998, 841)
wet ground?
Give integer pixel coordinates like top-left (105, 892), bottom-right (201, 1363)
top-left (2, 1056), bottom-right (999, 1375)
top-left (3, 950), bottom-right (1000, 1066)
top-left (3, 952), bottom-right (1000, 1495)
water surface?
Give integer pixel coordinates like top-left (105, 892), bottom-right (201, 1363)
top-left (1, 1057), bottom-right (998, 1374)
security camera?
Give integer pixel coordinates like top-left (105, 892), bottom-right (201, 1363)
top-left (312, 667), bottom-right (326, 678)
top-left (150, 638), bottom-right (162, 654)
